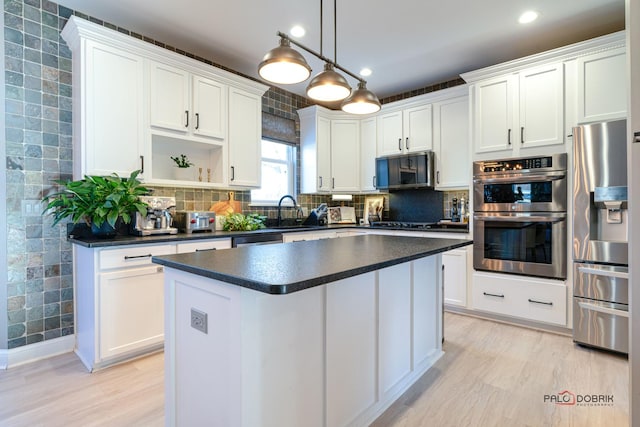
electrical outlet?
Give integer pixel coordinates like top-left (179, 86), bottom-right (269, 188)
top-left (191, 308), bottom-right (208, 334)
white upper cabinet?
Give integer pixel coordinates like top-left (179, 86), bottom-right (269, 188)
top-left (228, 87), bottom-right (262, 188)
top-left (331, 120), bottom-right (360, 192)
top-left (576, 47), bottom-right (627, 123)
top-left (62, 16), bottom-right (267, 188)
top-left (377, 104), bottom-right (433, 156)
top-left (471, 63), bottom-right (563, 155)
top-left (66, 38), bottom-right (145, 178)
top-left (360, 117), bottom-right (377, 192)
top-left (433, 95), bottom-right (470, 189)
top-left (299, 106), bottom-right (360, 193)
top-left (150, 62), bottom-right (226, 142)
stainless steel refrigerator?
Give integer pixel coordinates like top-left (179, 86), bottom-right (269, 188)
top-left (572, 118), bottom-right (629, 354)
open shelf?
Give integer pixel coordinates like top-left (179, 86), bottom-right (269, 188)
top-left (150, 134), bottom-right (225, 186)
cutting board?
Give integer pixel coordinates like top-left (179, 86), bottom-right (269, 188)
top-left (210, 191), bottom-right (241, 216)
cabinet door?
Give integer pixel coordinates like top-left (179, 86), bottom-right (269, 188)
top-left (228, 87), bottom-right (261, 187)
top-left (83, 41), bottom-right (144, 177)
top-left (577, 47), bottom-right (627, 123)
top-left (331, 119), bottom-right (360, 192)
top-left (473, 75), bottom-right (516, 153)
top-left (317, 116), bottom-right (332, 191)
top-left (434, 96), bottom-right (469, 189)
top-left (149, 62), bottom-right (190, 133)
top-left (443, 248), bottom-right (468, 307)
top-left (192, 75), bottom-right (226, 140)
top-left (377, 110), bottom-right (403, 156)
top-left (99, 265), bottom-right (165, 359)
top-left (360, 117), bottom-right (377, 191)
top-left (176, 238), bottom-right (232, 253)
top-left (403, 104), bottom-right (433, 152)
top-left (519, 63), bottom-right (564, 148)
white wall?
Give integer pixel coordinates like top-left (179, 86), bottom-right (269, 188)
top-left (626, 0), bottom-right (640, 426)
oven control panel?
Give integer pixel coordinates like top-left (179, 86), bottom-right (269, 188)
top-left (480, 156), bottom-right (553, 173)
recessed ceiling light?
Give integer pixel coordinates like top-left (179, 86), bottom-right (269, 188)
top-left (359, 67), bottom-right (372, 77)
top-left (518, 10), bottom-right (539, 24)
top-left (290, 25), bottom-right (305, 37)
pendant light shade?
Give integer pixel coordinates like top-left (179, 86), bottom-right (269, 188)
top-left (306, 63), bottom-right (352, 102)
top-left (341, 81), bottom-right (381, 114)
top-left (258, 37), bottom-right (311, 84)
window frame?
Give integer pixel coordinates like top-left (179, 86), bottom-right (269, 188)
top-left (250, 139), bottom-right (297, 206)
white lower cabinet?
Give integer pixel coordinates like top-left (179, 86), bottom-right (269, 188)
top-left (472, 271), bottom-right (567, 326)
top-left (98, 265), bottom-right (165, 359)
top-left (74, 238), bottom-right (231, 371)
top-left (443, 247), bottom-right (470, 307)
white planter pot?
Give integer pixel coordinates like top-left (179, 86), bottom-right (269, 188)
top-left (174, 167), bottom-right (193, 181)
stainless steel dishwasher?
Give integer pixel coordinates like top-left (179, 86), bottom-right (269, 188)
top-left (231, 233), bottom-right (284, 247)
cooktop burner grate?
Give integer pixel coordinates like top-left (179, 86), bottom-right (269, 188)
top-left (369, 221), bottom-right (439, 229)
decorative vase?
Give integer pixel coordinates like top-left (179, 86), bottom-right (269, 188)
top-left (174, 167), bottom-right (193, 181)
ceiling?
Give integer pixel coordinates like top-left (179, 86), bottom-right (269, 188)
top-left (55, 0), bottom-right (625, 100)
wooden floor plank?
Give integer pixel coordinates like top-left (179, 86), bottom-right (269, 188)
top-left (0, 313), bottom-right (628, 426)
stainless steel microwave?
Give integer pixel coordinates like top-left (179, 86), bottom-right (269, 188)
top-left (375, 152), bottom-right (434, 190)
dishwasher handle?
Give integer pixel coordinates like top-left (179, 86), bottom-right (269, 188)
top-left (577, 301), bottom-right (629, 318)
top-left (577, 265), bottom-right (629, 280)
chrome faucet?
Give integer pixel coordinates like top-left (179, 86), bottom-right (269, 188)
top-left (277, 195), bottom-right (297, 226)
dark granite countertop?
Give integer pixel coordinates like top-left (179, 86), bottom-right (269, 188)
top-left (152, 234), bottom-right (472, 295)
top-left (68, 223), bottom-right (469, 248)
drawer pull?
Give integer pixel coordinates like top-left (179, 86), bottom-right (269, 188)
top-left (528, 298), bottom-right (553, 306)
top-left (483, 292), bottom-right (504, 298)
top-left (195, 248), bottom-right (217, 252)
top-left (124, 254), bottom-right (153, 260)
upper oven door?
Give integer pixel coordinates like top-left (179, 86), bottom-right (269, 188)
top-left (473, 170), bottom-right (567, 212)
top-left (473, 212), bottom-right (567, 279)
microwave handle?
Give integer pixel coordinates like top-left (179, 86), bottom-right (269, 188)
top-left (473, 171), bottom-right (566, 184)
top-left (474, 214), bottom-right (566, 223)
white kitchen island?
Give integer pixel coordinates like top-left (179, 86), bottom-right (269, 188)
top-left (153, 235), bottom-right (472, 427)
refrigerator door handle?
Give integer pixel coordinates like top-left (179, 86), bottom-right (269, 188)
top-left (577, 265), bottom-right (629, 279)
top-left (577, 301), bottom-right (629, 318)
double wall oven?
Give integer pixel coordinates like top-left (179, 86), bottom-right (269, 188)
top-left (473, 154), bottom-right (568, 280)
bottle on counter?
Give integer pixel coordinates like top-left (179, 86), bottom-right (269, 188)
top-left (451, 198), bottom-right (460, 222)
top-left (461, 197), bottom-right (470, 224)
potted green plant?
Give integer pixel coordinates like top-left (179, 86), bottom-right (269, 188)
top-left (42, 170), bottom-right (150, 237)
top-left (171, 154), bottom-right (194, 181)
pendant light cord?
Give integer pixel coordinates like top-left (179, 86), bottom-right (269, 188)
top-left (334, 0), bottom-right (337, 63)
top-left (320, 0), bottom-right (323, 56)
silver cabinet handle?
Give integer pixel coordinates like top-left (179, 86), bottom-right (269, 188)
top-left (578, 301), bottom-right (629, 318)
top-left (185, 110), bottom-right (189, 128)
top-left (528, 298), bottom-right (552, 306)
top-left (483, 292), bottom-right (505, 298)
top-left (124, 254), bottom-right (152, 260)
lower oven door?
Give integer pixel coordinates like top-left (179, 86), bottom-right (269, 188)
top-left (473, 212), bottom-right (567, 279)
top-left (573, 297), bottom-right (628, 354)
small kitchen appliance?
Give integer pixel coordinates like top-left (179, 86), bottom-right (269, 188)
top-left (174, 211), bottom-right (216, 233)
top-left (130, 196), bottom-right (178, 236)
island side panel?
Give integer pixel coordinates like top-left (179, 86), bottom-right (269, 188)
top-left (164, 269), bottom-right (243, 427)
top-left (241, 285), bottom-right (324, 427)
top-left (413, 254), bottom-right (442, 369)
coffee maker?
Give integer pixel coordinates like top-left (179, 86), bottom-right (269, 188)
top-left (130, 196), bottom-right (178, 236)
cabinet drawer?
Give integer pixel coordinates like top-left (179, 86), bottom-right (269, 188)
top-left (176, 239), bottom-right (231, 253)
top-left (99, 244), bottom-right (175, 270)
top-left (472, 272), bottom-right (566, 326)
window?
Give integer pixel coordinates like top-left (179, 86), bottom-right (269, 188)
top-left (251, 140), bottom-right (296, 205)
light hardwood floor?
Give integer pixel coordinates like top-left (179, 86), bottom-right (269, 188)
top-left (0, 313), bottom-right (628, 427)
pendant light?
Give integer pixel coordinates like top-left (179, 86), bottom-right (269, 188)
top-left (341, 81), bottom-right (381, 114)
top-left (258, 37), bottom-right (311, 84)
top-left (257, 0), bottom-right (381, 114)
top-left (305, 0), bottom-right (351, 102)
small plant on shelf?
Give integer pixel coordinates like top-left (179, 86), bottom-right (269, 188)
top-left (170, 154), bottom-right (194, 168)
